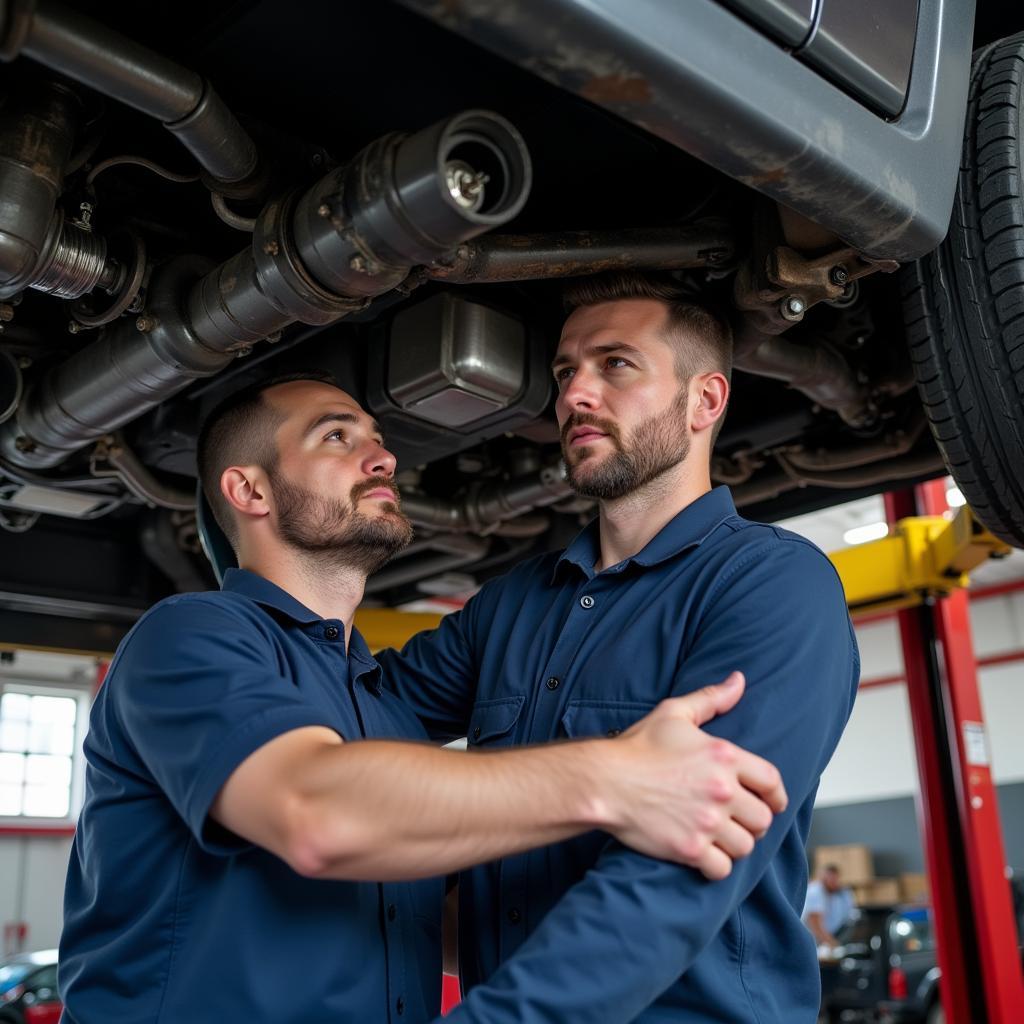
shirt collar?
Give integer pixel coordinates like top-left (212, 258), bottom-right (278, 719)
top-left (222, 568), bottom-right (323, 624)
top-left (222, 568), bottom-right (383, 694)
top-left (553, 485), bottom-right (737, 581)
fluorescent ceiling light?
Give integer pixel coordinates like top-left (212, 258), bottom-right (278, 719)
top-left (843, 521), bottom-right (889, 546)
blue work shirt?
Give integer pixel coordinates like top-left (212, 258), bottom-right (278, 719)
top-left (378, 486), bottom-right (860, 1023)
top-left (60, 568), bottom-right (443, 1024)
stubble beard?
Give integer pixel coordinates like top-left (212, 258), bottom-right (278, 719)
top-left (269, 470), bottom-right (413, 575)
top-left (562, 388), bottom-right (691, 501)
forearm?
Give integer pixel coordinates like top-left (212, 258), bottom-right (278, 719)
top-left (296, 738), bottom-right (614, 881)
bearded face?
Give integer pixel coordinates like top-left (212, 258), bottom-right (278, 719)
top-left (268, 470), bottom-right (413, 574)
top-left (561, 387), bottom-right (690, 500)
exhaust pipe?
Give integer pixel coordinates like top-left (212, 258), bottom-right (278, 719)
top-left (0, 110), bottom-right (531, 468)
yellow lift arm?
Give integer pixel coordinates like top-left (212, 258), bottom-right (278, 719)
top-left (829, 506), bottom-right (1012, 616)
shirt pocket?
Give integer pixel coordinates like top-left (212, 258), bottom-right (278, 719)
top-left (560, 699), bottom-right (657, 739)
top-left (467, 695), bottom-right (525, 748)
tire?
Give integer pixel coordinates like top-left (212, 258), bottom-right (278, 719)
top-left (902, 32), bottom-right (1024, 547)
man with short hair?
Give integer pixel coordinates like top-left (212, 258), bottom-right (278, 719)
top-left (378, 271), bottom-right (860, 1022)
top-left (803, 863), bottom-right (855, 947)
top-left (58, 365), bottom-right (787, 1024)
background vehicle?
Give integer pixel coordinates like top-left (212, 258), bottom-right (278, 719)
top-left (820, 906), bottom-right (942, 1024)
top-left (0, 950), bottom-right (61, 1024)
top-left (0, 1), bottom-right (1022, 646)
top-left (820, 880), bottom-right (1024, 1023)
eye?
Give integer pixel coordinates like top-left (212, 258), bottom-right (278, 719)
top-left (324, 429), bottom-right (349, 443)
top-left (554, 366), bottom-right (575, 384)
top-left (605, 356), bottom-right (631, 370)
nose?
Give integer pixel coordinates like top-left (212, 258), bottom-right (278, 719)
top-left (557, 366), bottom-right (600, 419)
top-left (362, 442), bottom-right (397, 478)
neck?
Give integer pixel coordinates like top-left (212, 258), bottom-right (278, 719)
top-left (240, 546), bottom-right (366, 645)
top-left (595, 458), bottom-right (712, 571)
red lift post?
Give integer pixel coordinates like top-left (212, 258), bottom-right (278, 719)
top-left (886, 483), bottom-right (1024, 1023)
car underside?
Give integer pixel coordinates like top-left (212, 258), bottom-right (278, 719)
top-left (0, 0), bottom-right (1022, 650)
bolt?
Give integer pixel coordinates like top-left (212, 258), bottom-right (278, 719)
top-left (135, 314), bottom-right (157, 333)
top-left (68, 320), bottom-right (83, 334)
top-left (317, 203), bottom-right (331, 218)
top-left (262, 239), bottom-right (280, 256)
top-left (265, 331), bottom-right (282, 344)
top-left (235, 344), bottom-right (253, 359)
top-left (14, 435), bottom-right (35, 454)
top-left (18, 356), bottom-right (31, 370)
top-left (350, 254), bottom-right (367, 273)
top-left (0, 303), bottom-right (14, 322)
top-left (780, 295), bottom-right (806, 322)
top-left (829, 266), bottom-right (849, 287)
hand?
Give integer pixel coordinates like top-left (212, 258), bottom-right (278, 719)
top-left (600, 672), bottom-right (787, 880)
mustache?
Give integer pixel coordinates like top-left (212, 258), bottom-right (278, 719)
top-left (560, 412), bottom-right (621, 446)
top-left (350, 476), bottom-right (401, 504)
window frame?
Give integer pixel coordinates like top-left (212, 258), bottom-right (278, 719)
top-left (0, 679), bottom-right (91, 832)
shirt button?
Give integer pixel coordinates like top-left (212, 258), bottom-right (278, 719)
top-left (507, 907), bottom-right (521, 924)
top-left (387, 903), bottom-right (396, 922)
top-left (396, 996), bottom-right (405, 1015)
top-left (324, 624), bottom-right (339, 640)
top-left (580, 595), bottom-right (595, 609)
top-left (545, 676), bottom-right (560, 691)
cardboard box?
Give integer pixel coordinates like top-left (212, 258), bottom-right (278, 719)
top-left (899, 872), bottom-right (930, 904)
top-left (813, 843), bottom-right (874, 886)
top-left (853, 878), bottom-right (901, 906)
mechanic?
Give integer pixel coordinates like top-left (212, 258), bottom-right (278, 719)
top-left (377, 271), bottom-right (860, 1023)
top-left (802, 863), bottom-right (856, 948)
top-left (57, 369), bottom-right (787, 1024)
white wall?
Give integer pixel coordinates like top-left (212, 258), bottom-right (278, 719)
top-left (815, 590), bottom-right (1024, 807)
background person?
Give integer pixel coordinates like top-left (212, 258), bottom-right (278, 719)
top-left (802, 864), bottom-right (856, 948)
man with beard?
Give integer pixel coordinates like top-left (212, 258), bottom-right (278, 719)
top-left (58, 371), bottom-right (788, 1024)
top-left (377, 272), bottom-right (860, 1022)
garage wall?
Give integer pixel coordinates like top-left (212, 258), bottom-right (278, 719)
top-left (810, 587), bottom-right (1024, 875)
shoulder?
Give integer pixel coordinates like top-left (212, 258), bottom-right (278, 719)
top-left (114, 591), bottom-right (274, 667)
top-left (469, 549), bottom-right (563, 606)
top-left (711, 515), bottom-right (845, 595)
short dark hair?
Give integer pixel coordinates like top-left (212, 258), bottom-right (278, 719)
top-left (823, 864), bottom-right (841, 875)
top-left (562, 271), bottom-right (733, 442)
top-left (196, 370), bottom-right (338, 552)
top-left (563, 271), bottom-right (733, 383)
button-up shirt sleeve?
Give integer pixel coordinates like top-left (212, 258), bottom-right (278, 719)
top-left (442, 536), bottom-right (859, 1023)
top-left (378, 587), bottom-right (493, 741)
top-left (111, 596), bottom-right (338, 854)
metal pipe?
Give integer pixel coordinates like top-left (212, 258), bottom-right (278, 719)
top-left (780, 415), bottom-right (927, 473)
top-left (425, 224), bottom-right (734, 283)
top-left (733, 328), bottom-right (874, 427)
top-left (364, 534), bottom-right (489, 594)
top-left (731, 451), bottom-right (946, 507)
top-left (0, 79), bottom-right (80, 299)
top-left (93, 437), bottom-right (196, 512)
top-left (3, 0), bottom-right (259, 187)
top-left (401, 461), bottom-right (571, 534)
top-left (0, 110), bottom-right (532, 468)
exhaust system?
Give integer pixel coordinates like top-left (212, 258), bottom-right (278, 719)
top-left (0, 110), bottom-right (532, 469)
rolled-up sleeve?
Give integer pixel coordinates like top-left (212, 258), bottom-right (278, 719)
top-left (111, 598), bottom-right (335, 854)
top-left (443, 538), bottom-right (859, 1022)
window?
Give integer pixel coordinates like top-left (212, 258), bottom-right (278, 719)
top-left (0, 685), bottom-right (89, 822)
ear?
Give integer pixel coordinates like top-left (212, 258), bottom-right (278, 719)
top-left (220, 465), bottom-right (271, 522)
top-left (690, 372), bottom-right (730, 436)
